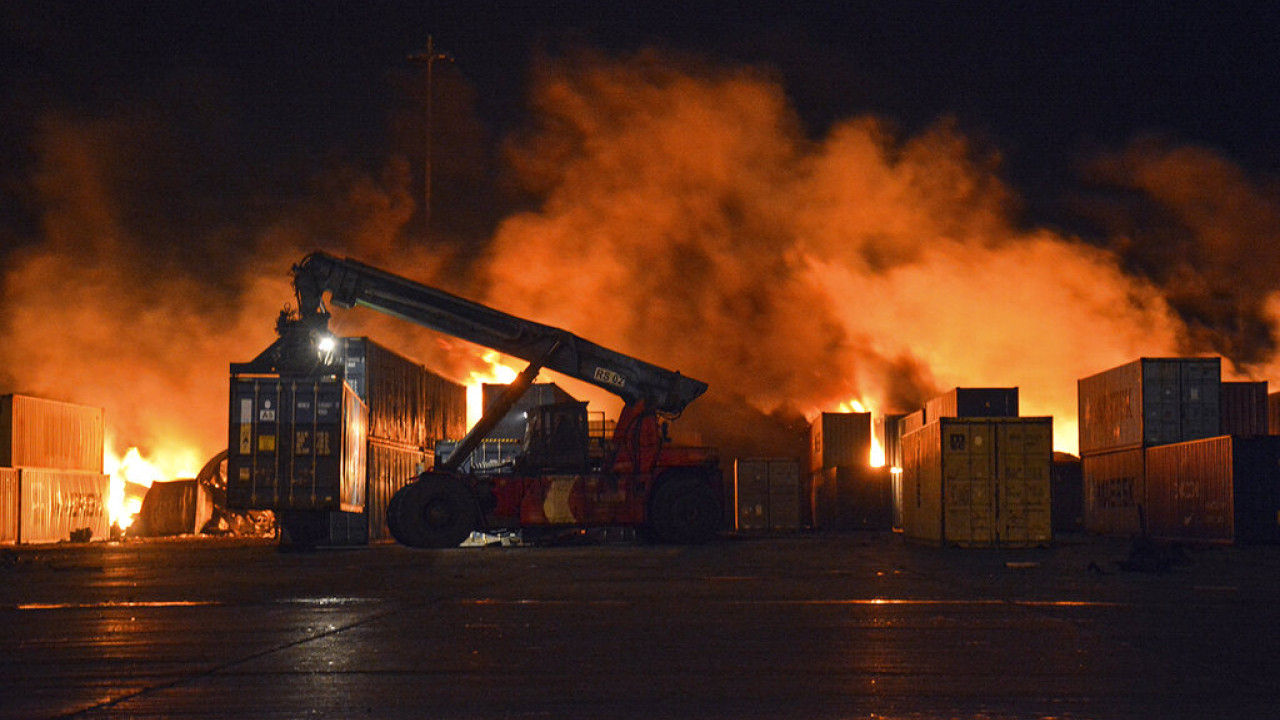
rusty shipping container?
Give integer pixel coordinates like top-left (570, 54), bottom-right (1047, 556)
top-left (1145, 435), bottom-right (1280, 544)
top-left (809, 412), bottom-right (872, 472)
top-left (901, 417), bottom-right (1053, 548)
top-left (1081, 447), bottom-right (1146, 537)
top-left (734, 458), bottom-right (802, 532)
top-left (1078, 357), bottom-right (1221, 456)
top-left (227, 377), bottom-right (368, 512)
top-left (0, 468), bottom-right (110, 544)
top-left (925, 387), bottom-right (1019, 420)
top-left (0, 467), bottom-right (18, 543)
top-left (1, 394), bottom-right (105, 473)
top-left (130, 479), bottom-right (214, 537)
top-left (811, 465), bottom-right (893, 531)
top-left (1220, 381), bottom-right (1268, 437)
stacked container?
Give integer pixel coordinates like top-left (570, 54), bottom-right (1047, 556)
top-left (227, 337), bottom-right (466, 546)
top-left (1077, 358), bottom-right (1221, 536)
top-left (733, 458), bottom-right (802, 532)
top-left (1144, 435), bottom-right (1280, 544)
top-left (899, 387), bottom-right (1051, 547)
top-left (808, 412), bottom-right (890, 530)
top-left (0, 395), bottom-right (110, 544)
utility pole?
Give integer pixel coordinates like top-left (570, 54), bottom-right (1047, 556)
top-left (408, 35), bottom-right (453, 237)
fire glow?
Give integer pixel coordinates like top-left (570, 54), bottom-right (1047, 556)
top-left (465, 352), bottom-right (520, 430)
top-left (836, 398), bottom-right (886, 468)
top-left (105, 443), bottom-right (200, 530)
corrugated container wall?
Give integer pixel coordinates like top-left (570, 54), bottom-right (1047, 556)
top-left (898, 409), bottom-right (926, 438)
top-left (1220, 381), bottom-right (1268, 436)
top-left (1269, 391), bottom-right (1280, 435)
top-left (366, 440), bottom-right (431, 541)
top-left (1078, 358), bottom-right (1221, 455)
top-left (877, 413), bottom-right (907, 470)
top-left (344, 338), bottom-right (467, 447)
top-left (925, 388), bottom-right (1019, 420)
top-left (734, 458), bottom-right (802, 532)
top-left (809, 412), bottom-right (872, 472)
top-left (1, 395), bottom-right (104, 473)
top-left (1145, 435), bottom-right (1280, 544)
top-left (227, 377), bottom-right (368, 512)
top-left (17, 469), bottom-right (110, 544)
top-left (0, 467), bottom-right (18, 543)
top-left (1081, 447), bottom-right (1146, 536)
top-left (901, 418), bottom-right (1052, 548)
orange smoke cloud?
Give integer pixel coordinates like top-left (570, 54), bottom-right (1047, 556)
top-left (479, 52), bottom-right (1205, 454)
top-left (4, 49), bottom-right (1277, 469)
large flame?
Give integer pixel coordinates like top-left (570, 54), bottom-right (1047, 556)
top-left (105, 441), bottom-right (201, 530)
top-left (465, 351), bottom-right (521, 430)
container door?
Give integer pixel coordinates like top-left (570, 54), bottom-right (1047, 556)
top-left (942, 421), bottom-right (995, 547)
top-left (996, 420), bottom-right (1053, 547)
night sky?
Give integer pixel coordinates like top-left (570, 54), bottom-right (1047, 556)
top-left (5, 3), bottom-right (1277, 245)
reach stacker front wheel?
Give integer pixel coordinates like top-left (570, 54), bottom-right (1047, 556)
top-left (388, 476), bottom-right (478, 548)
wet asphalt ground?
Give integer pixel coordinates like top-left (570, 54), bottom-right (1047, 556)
top-left (2, 531), bottom-right (1278, 720)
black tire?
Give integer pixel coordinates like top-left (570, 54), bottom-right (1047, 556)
top-left (647, 472), bottom-right (721, 545)
top-left (388, 476), bottom-right (478, 548)
top-left (385, 480), bottom-right (408, 541)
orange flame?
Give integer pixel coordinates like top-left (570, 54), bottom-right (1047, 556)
top-left (105, 441), bottom-right (201, 529)
top-left (834, 398), bottom-right (886, 467)
top-left (465, 351), bottom-right (521, 430)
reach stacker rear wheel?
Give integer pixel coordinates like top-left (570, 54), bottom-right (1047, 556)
top-left (388, 476), bottom-right (478, 548)
top-left (647, 472), bottom-right (721, 545)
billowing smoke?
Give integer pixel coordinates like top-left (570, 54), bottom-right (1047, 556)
top-left (481, 51), bottom-right (1190, 452)
top-left (2, 47), bottom-right (1276, 468)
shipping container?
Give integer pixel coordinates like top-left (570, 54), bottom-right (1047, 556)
top-left (734, 458), bottom-right (802, 531)
top-left (11, 468), bottom-right (110, 544)
top-left (811, 465), bottom-right (893, 531)
top-left (481, 382), bottom-right (578, 441)
top-left (900, 417), bottom-right (1053, 548)
top-left (876, 413), bottom-right (907, 470)
top-left (925, 387), bottom-right (1019, 420)
top-left (366, 439), bottom-right (431, 542)
top-left (1, 394), bottom-right (104, 473)
top-left (1220, 381), bottom-right (1268, 436)
top-left (227, 377), bottom-right (368, 512)
top-left (809, 412), bottom-right (872, 472)
top-left (343, 338), bottom-right (467, 447)
top-left (1051, 453), bottom-right (1084, 532)
top-left (0, 467), bottom-right (18, 543)
top-left (1145, 435), bottom-right (1280, 544)
top-left (1269, 391), bottom-right (1280, 435)
top-left (1081, 447), bottom-right (1146, 537)
top-left (1077, 357), bottom-right (1221, 455)
top-left (898, 409), bottom-right (926, 438)
top-left (130, 479), bottom-right (214, 537)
